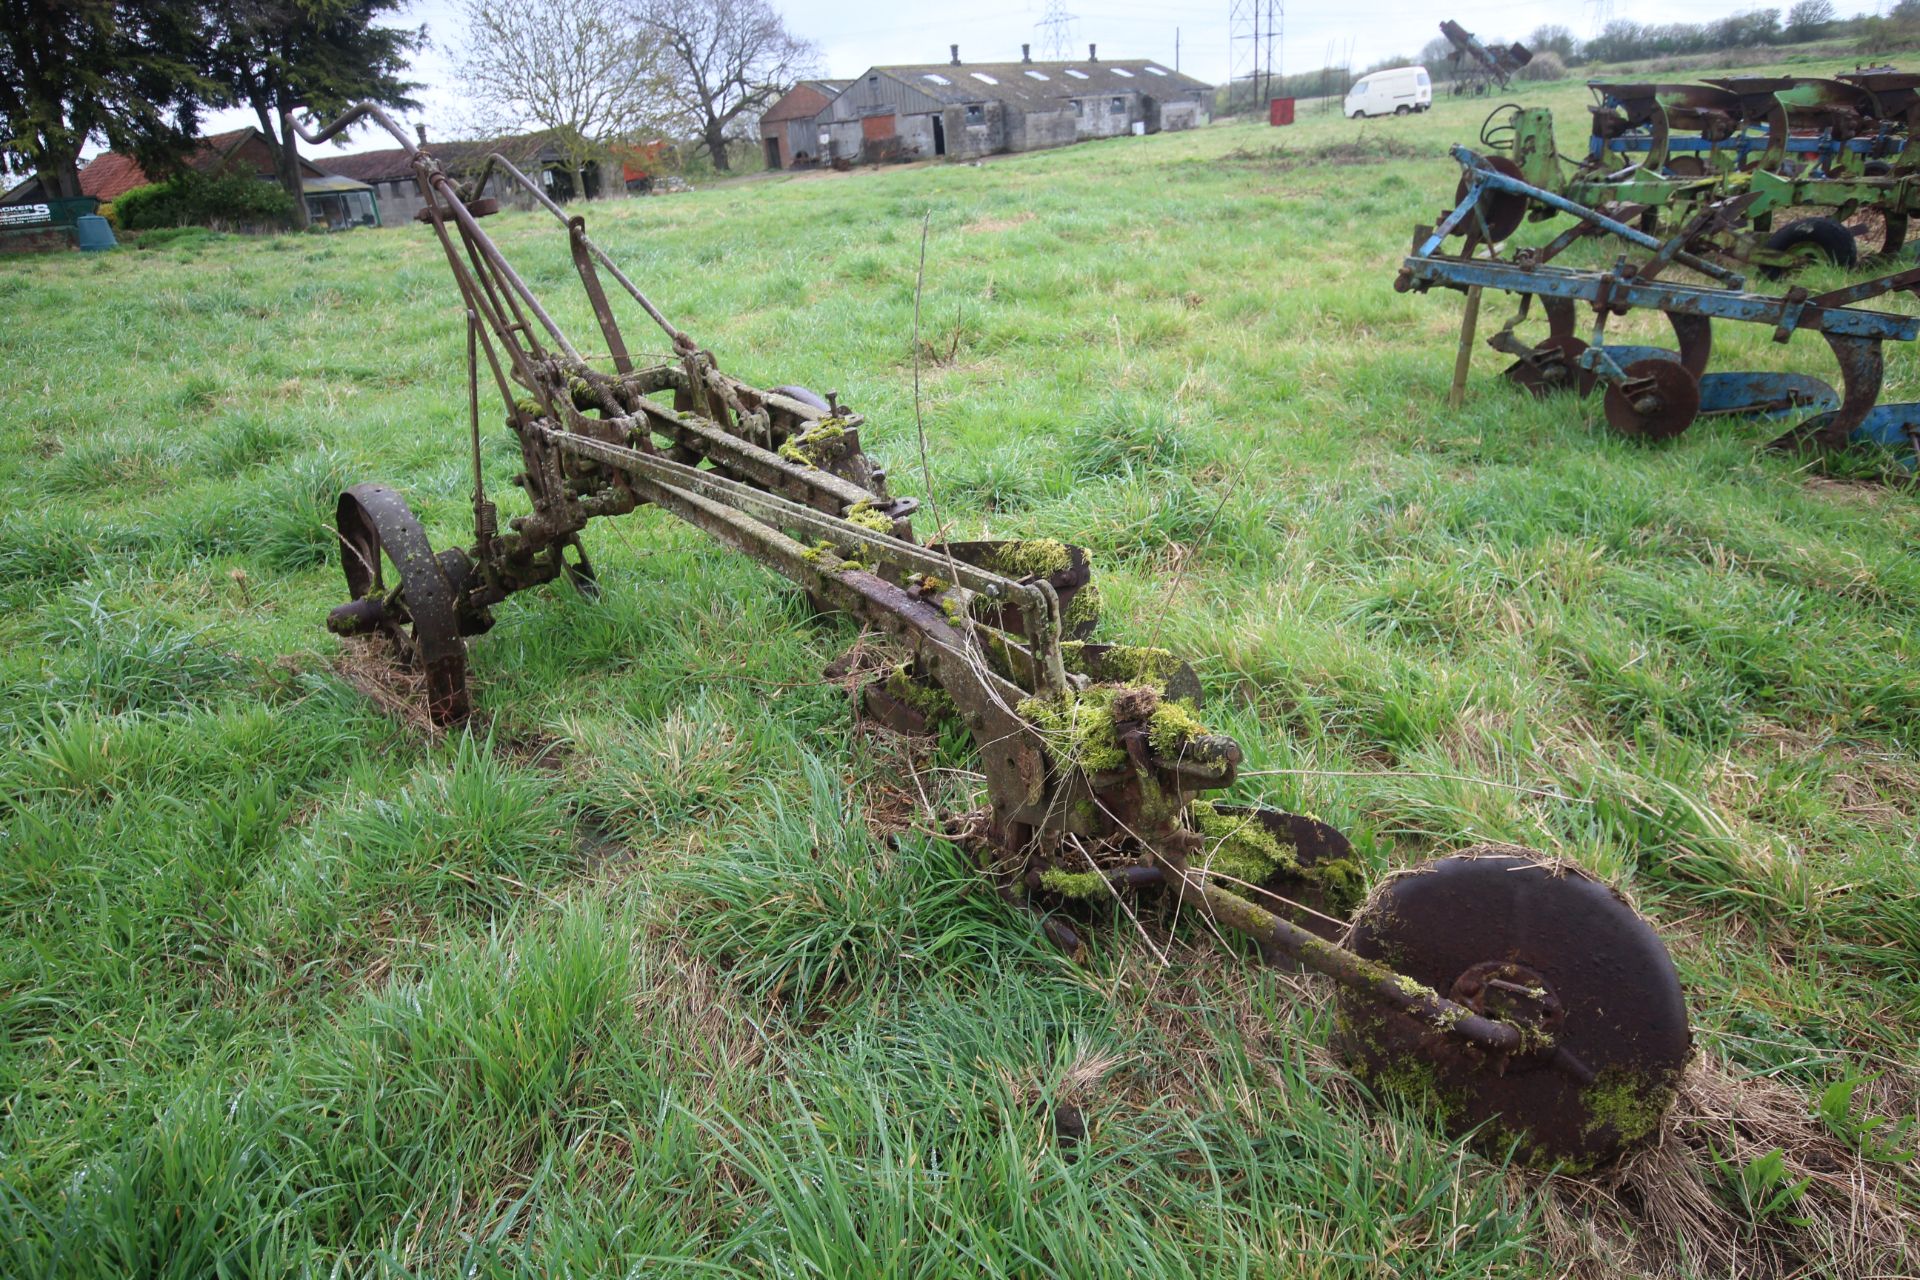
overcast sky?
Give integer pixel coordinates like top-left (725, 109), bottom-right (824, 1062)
top-left (199, 0), bottom-right (1894, 159)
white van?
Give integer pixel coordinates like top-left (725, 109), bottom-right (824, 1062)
top-left (1346, 66), bottom-right (1432, 119)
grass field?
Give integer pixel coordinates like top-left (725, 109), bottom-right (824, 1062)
top-left (3, 52), bottom-right (1919, 1278)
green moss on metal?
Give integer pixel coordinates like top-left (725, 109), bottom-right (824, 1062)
top-left (1018, 686), bottom-right (1128, 773)
top-left (884, 664), bottom-right (956, 722)
top-left (801, 540), bottom-right (869, 574)
top-left (1392, 974), bottom-right (1439, 1001)
top-left (1187, 798), bottom-right (1365, 913)
top-left (1063, 641), bottom-right (1187, 691)
top-left (1147, 700), bottom-right (1209, 756)
top-left (1039, 868), bottom-right (1109, 899)
top-left (1188, 797), bottom-right (1298, 889)
top-left (779, 420), bottom-right (847, 468)
top-left (984, 538), bottom-right (1072, 579)
top-left (1580, 1067), bottom-right (1675, 1150)
top-left (844, 500), bottom-right (893, 534)
top-left (1064, 580), bottom-right (1101, 630)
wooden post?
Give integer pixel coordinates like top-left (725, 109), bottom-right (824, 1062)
top-left (1449, 285), bottom-right (1483, 408)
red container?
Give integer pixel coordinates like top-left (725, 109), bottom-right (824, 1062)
top-left (1269, 97), bottom-right (1296, 126)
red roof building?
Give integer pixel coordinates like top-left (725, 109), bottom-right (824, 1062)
top-left (76, 129), bottom-right (329, 199)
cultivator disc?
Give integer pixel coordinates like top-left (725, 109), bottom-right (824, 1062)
top-left (1450, 154), bottom-right (1529, 243)
top-left (1335, 852), bottom-right (1692, 1170)
top-left (1603, 358), bottom-right (1702, 440)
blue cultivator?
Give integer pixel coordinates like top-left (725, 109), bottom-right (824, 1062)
top-left (1399, 147), bottom-right (1920, 467)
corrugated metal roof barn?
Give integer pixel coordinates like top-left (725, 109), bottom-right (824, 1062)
top-left (815, 45), bottom-right (1212, 165)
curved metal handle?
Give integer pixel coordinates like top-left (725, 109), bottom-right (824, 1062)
top-left (286, 100), bottom-right (419, 154)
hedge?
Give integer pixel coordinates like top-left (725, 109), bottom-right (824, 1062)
top-left (115, 169), bottom-right (296, 231)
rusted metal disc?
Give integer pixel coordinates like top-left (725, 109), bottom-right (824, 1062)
top-left (1334, 850), bottom-right (1691, 1171)
top-left (1603, 358), bottom-right (1701, 441)
top-left (334, 484), bottom-right (471, 725)
top-left (1503, 335), bottom-right (1595, 398)
top-left (1204, 805), bottom-right (1360, 941)
top-left (1450, 155), bottom-right (1528, 243)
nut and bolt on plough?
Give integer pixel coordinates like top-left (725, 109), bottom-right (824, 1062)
top-left (300, 103), bottom-right (1694, 1170)
top-left (1400, 146), bottom-right (1920, 464)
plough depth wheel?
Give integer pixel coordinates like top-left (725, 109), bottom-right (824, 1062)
top-left (1335, 852), bottom-right (1692, 1170)
top-left (327, 483), bottom-right (472, 723)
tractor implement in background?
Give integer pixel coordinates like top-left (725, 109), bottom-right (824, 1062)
top-left (1438, 20), bottom-right (1531, 96)
top-left (295, 101), bottom-right (1696, 1172)
top-left (1568, 73), bottom-right (1920, 266)
top-left (1401, 146), bottom-right (1920, 464)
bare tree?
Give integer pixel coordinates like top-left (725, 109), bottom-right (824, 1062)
top-left (643, 0), bottom-right (815, 172)
top-left (1786, 0), bottom-right (1836, 39)
top-left (454, 0), bottom-right (662, 199)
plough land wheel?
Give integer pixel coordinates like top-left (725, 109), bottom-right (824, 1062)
top-left (1759, 216), bottom-right (1859, 279)
top-left (1603, 358), bottom-right (1701, 441)
top-left (1334, 851), bottom-right (1691, 1170)
top-left (328, 483), bottom-right (472, 725)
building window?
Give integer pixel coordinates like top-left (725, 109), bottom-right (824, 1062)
top-left (1110, 97), bottom-right (1125, 113)
top-left (1071, 100), bottom-right (1083, 117)
top-left (965, 104), bottom-right (984, 124)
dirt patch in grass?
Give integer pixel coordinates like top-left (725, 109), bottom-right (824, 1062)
top-left (1222, 135), bottom-right (1424, 171)
top-left (1730, 721), bottom-right (1920, 831)
top-left (1531, 1054), bottom-right (1919, 1280)
top-left (963, 211), bottom-right (1036, 235)
top-left (330, 636), bottom-right (447, 737)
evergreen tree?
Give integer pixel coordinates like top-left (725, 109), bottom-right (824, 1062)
top-left (208, 0), bottom-right (419, 228)
top-left (0, 1), bottom-right (209, 199)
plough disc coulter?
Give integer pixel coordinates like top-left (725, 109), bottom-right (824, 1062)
top-left (300, 103), bottom-right (1694, 1170)
top-left (1403, 146), bottom-right (1920, 464)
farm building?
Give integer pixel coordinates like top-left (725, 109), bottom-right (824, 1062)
top-left (1, 128), bottom-right (377, 229)
top-left (321, 131), bottom-right (645, 224)
top-left (816, 45), bottom-right (1211, 165)
top-left (759, 79), bottom-right (850, 169)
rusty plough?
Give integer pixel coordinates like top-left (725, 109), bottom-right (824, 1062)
top-left (299, 103), bottom-right (1693, 1171)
